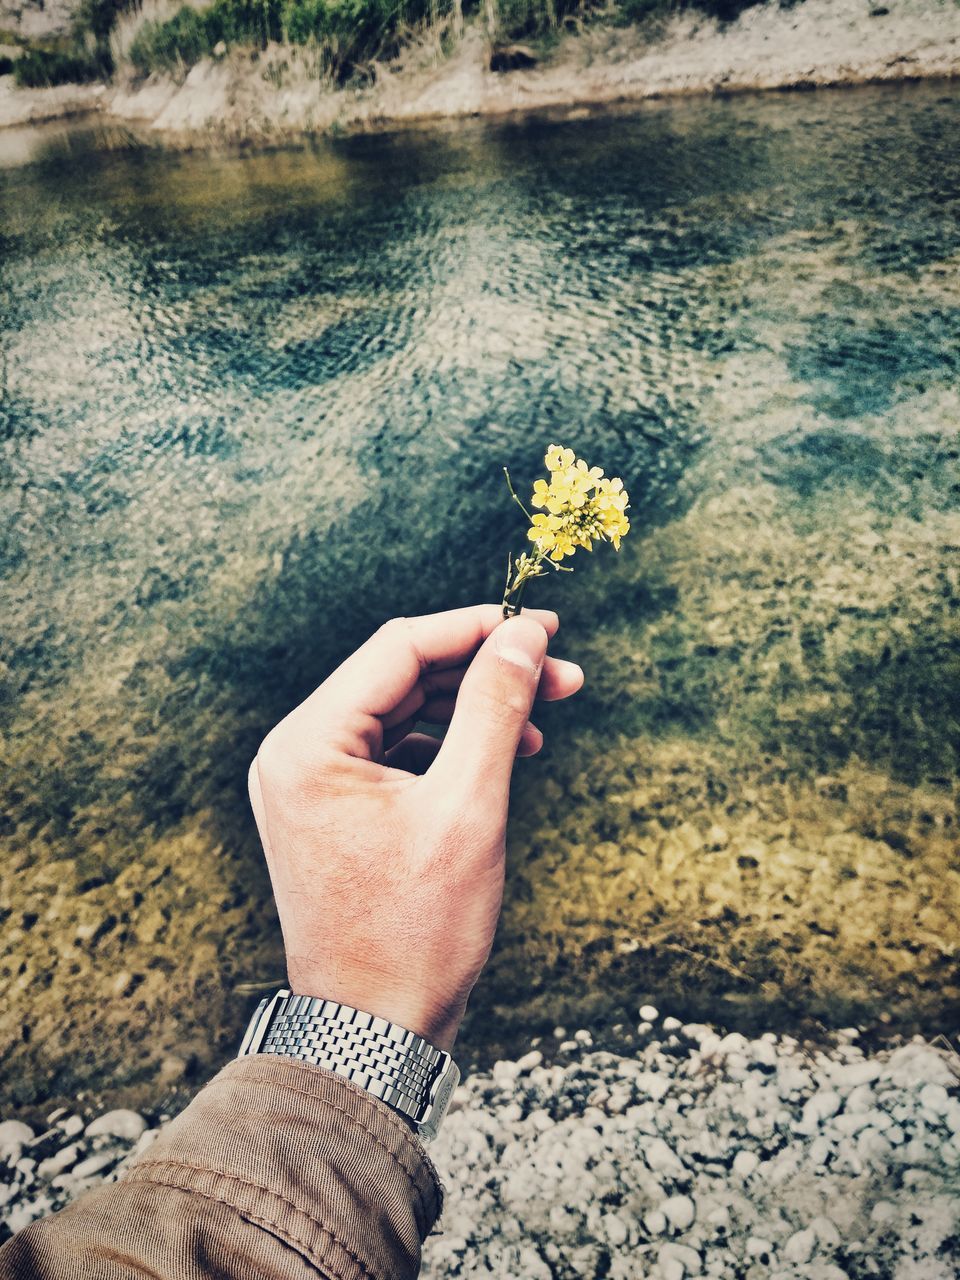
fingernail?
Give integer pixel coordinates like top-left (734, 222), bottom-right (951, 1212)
top-left (495, 617), bottom-right (547, 675)
top-left (552, 657), bottom-right (584, 683)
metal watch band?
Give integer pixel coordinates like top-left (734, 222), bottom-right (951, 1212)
top-left (237, 988), bottom-right (460, 1141)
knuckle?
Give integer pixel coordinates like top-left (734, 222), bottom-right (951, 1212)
top-left (377, 616), bottom-right (411, 642)
top-left (254, 727), bottom-right (287, 785)
top-left (256, 725), bottom-right (335, 799)
top-left (474, 678), bottom-right (529, 724)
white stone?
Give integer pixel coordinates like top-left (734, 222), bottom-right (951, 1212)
top-left (662, 1194), bottom-right (696, 1230)
top-left (85, 1110), bottom-right (146, 1142)
top-left (870, 1200), bottom-right (897, 1225)
top-left (640, 1005), bottom-right (660, 1022)
top-left (71, 1149), bottom-right (121, 1179)
top-left (646, 1138), bottom-right (686, 1179)
top-left (828, 1060), bottom-right (881, 1089)
top-left (37, 1144), bottom-right (80, 1179)
top-left (919, 1083), bottom-right (950, 1114)
top-left (644, 1209), bottom-right (669, 1236)
top-left (603, 1213), bottom-right (630, 1247)
top-left (745, 1237), bottom-right (775, 1260)
top-left (716, 1033), bottom-right (750, 1055)
top-left (574, 1029), bottom-right (594, 1046)
top-left (515, 1050), bottom-right (543, 1074)
top-left (732, 1150), bottom-right (759, 1178)
top-left (57, 1115), bottom-right (85, 1138)
top-left (492, 1060), bottom-right (521, 1087)
top-left (660, 1242), bottom-right (702, 1274)
top-left (0, 1119), bottom-right (34, 1164)
top-left (804, 1090), bottom-right (842, 1128)
top-left (784, 1227), bottom-right (816, 1264)
top-left (663, 1017), bottom-right (683, 1032)
top-left (810, 1216), bottom-right (841, 1247)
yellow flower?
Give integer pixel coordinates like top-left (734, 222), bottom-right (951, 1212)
top-left (502, 445), bottom-right (630, 614)
top-left (525, 450), bottom-right (630, 562)
top-left (545, 444), bottom-right (575, 473)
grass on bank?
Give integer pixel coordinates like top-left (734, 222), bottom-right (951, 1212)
top-left (11, 0), bottom-right (794, 89)
top-left (126, 0), bottom-right (787, 81)
top-left (10, 0), bottom-right (124, 86)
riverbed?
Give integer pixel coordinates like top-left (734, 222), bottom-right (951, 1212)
top-left (1, 80), bottom-right (958, 1115)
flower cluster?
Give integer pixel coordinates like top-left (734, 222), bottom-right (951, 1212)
top-left (528, 445), bottom-right (630, 561)
top-left (501, 445), bottom-right (630, 615)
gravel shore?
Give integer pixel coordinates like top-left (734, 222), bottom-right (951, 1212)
top-left (3, 1013), bottom-right (958, 1277)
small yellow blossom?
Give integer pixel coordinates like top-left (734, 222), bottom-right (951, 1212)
top-left (502, 444), bottom-right (631, 614)
top-left (545, 444), bottom-right (575, 472)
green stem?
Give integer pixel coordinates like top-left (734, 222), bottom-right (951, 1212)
top-left (503, 466), bottom-right (534, 521)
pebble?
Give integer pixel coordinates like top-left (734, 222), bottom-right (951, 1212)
top-left (603, 1212), bottom-right (629, 1246)
top-left (0, 1122), bottom-right (34, 1164)
top-left (645, 1137), bottom-right (687, 1179)
top-left (85, 1111), bottom-right (146, 1142)
top-left (645, 1208), bottom-right (669, 1236)
top-left (515, 1050), bottom-right (543, 1074)
top-left (660, 1241), bottom-right (702, 1273)
top-left (37, 1145), bottom-right (79, 1180)
top-left (810, 1216), bottom-right (841, 1247)
top-left (662, 1194), bottom-right (696, 1230)
top-left (640, 1005), bottom-right (660, 1022)
top-left (732, 1150), bottom-right (759, 1178)
top-left (784, 1226), bottom-right (816, 1263)
top-left (70, 1150), bottom-right (122, 1180)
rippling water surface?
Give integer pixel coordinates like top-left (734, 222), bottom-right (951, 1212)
top-left (2, 84), bottom-right (959, 1109)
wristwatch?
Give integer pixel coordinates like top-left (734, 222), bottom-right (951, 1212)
top-left (238, 988), bottom-right (460, 1141)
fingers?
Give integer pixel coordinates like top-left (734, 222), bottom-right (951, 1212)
top-left (425, 615), bottom-right (549, 805)
top-left (318, 604), bottom-right (560, 726)
top-left (381, 654), bottom-right (583, 731)
top-left (386, 719), bottom-right (543, 776)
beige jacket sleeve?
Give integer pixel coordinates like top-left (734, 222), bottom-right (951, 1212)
top-left (0, 1057), bottom-right (444, 1280)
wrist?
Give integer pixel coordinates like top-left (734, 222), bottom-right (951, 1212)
top-left (285, 963), bottom-right (463, 1053)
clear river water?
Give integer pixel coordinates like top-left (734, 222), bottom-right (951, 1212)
top-left (1, 82), bottom-right (958, 1112)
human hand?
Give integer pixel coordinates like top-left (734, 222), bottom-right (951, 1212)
top-left (248, 605), bottom-right (583, 1051)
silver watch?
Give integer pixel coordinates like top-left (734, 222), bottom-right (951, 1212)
top-left (238, 988), bottom-right (460, 1141)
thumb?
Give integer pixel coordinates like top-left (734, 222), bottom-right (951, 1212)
top-left (426, 615), bottom-right (548, 804)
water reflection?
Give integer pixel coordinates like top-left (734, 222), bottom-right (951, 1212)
top-left (1, 83), bottom-right (958, 1110)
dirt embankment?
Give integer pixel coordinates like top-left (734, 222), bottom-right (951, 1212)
top-left (2, 0), bottom-right (960, 141)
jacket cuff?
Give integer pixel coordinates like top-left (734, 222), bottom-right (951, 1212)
top-left (123, 1055), bottom-right (443, 1280)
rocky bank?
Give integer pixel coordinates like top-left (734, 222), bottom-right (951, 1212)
top-left (2, 0), bottom-right (960, 139)
top-left (2, 1013), bottom-right (959, 1278)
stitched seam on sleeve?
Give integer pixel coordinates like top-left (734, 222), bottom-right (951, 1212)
top-left (124, 1162), bottom-right (376, 1280)
top-left (234, 1061), bottom-right (427, 1153)
top-left (228, 1066), bottom-right (441, 1222)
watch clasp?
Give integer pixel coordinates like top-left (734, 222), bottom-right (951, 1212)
top-left (238, 987), bottom-right (289, 1057)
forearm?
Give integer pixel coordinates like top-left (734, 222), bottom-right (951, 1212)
top-left (0, 1058), bottom-right (442, 1280)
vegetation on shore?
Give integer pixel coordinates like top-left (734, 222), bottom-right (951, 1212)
top-left (9, 0), bottom-right (121, 87)
top-left (4, 0), bottom-right (792, 89)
